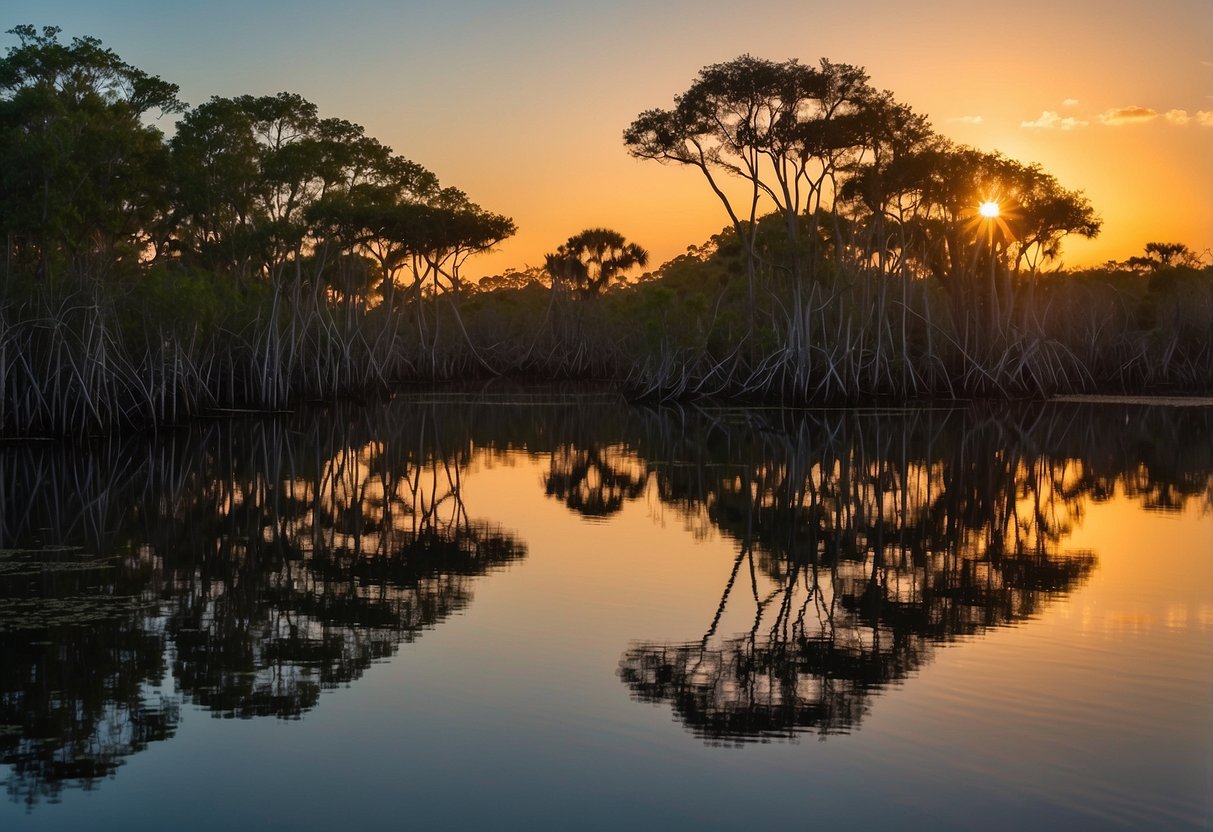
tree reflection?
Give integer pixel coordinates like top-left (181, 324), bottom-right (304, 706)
top-left (1, 395), bottom-right (1210, 799)
top-left (544, 445), bottom-right (648, 518)
top-left (0, 548), bottom-right (176, 807)
top-left (158, 419), bottom-right (526, 720)
top-left (615, 405), bottom-right (1206, 744)
top-left (0, 402), bottom-right (525, 801)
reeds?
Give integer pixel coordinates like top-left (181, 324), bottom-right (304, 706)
top-left (623, 262), bottom-right (1212, 405)
top-left (2, 258), bottom-right (1210, 436)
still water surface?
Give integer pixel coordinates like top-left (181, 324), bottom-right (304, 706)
top-left (1, 393), bottom-right (1210, 830)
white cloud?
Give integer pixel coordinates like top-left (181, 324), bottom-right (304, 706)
top-left (1062, 98), bottom-right (1080, 107)
top-left (1021, 110), bottom-right (1087, 130)
top-left (1165, 109), bottom-right (1191, 125)
top-left (951, 115), bottom-right (984, 124)
top-left (1197, 111), bottom-right (1213, 127)
top-left (1098, 106), bottom-right (1159, 125)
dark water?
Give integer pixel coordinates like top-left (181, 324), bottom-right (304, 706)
top-left (1, 394), bottom-right (1210, 830)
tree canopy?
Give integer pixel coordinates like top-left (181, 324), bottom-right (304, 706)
top-left (0, 25), bottom-right (184, 283)
top-left (0, 25), bottom-right (514, 301)
top-left (3, 30), bottom-right (1207, 428)
top-left (625, 54), bottom-right (1101, 291)
top-left (544, 228), bottom-right (650, 297)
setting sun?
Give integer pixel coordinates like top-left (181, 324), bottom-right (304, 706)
top-left (979, 201), bottom-right (1001, 218)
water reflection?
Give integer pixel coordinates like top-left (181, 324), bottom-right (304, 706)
top-left (613, 404), bottom-right (1212, 744)
top-left (1, 395), bottom-right (1210, 802)
top-left (0, 547), bottom-right (176, 806)
top-left (545, 445), bottom-right (647, 518)
top-left (0, 406), bottom-right (525, 804)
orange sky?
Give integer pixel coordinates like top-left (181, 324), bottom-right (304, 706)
top-left (7, 0), bottom-right (1213, 276)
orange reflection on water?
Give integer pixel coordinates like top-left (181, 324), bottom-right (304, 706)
top-left (1063, 484), bottom-right (1213, 638)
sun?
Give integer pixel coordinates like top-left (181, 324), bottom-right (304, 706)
top-left (966, 197), bottom-right (1015, 244)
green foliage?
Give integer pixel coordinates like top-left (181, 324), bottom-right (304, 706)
top-left (120, 265), bottom-right (265, 335)
top-left (1139, 265), bottom-right (1213, 336)
top-left (0, 25), bottom-right (183, 283)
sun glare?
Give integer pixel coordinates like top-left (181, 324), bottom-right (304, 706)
top-left (979, 201), bottom-right (1000, 219)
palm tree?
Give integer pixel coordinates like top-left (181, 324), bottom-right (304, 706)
top-left (544, 228), bottom-right (649, 297)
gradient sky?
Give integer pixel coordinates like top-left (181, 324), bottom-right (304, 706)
top-left (5, 0), bottom-right (1212, 277)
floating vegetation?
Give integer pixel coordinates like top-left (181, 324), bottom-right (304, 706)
top-left (0, 547), bottom-right (141, 632)
top-left (0, 546), bottom-right (84, 560)
top-left (0, 594), bottom-right (146, 632)
top-left (0, 561), bottom-right (116, 578)
top-left (0, 547), bottom-right (117, 579)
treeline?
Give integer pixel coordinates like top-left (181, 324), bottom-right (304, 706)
top-left (0, 25), bottom-right (523, 434)
top-left (615, 55), bottom-right (1211, 400)
top-left (1, 28), bottom-right (1210, 435)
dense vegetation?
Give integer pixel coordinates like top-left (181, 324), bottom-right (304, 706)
top-left (1, 27), bottom-right (1210, 435)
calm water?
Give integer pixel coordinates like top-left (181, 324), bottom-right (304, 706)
top-left (1, 393), bottom-right (1210, 830)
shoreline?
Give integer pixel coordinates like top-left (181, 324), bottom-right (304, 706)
top-left (1049, 394), bottom-right (1213, 407)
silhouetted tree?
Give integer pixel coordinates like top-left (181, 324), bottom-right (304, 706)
top-left (624, 55), bottom-right (877, 316)
top-left (1127, 242), bottom-right (1197, 271)
top-left (544, 228), bottom-right (649, 297)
